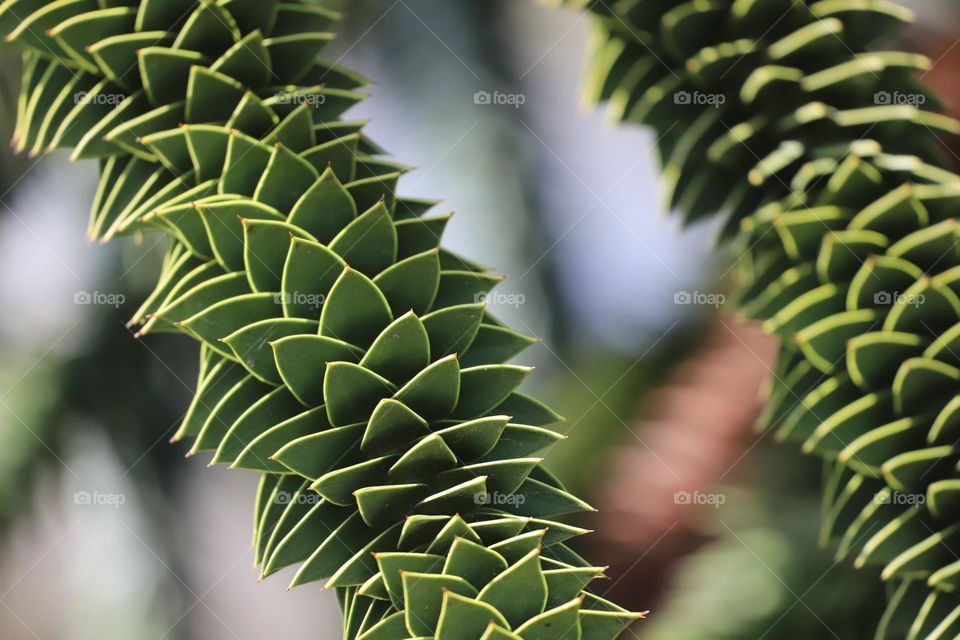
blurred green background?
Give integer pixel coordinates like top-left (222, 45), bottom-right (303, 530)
top-left (2, 0), bottom-right (955, 638)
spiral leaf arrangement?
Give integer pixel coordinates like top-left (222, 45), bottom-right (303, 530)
top-left (560, 0), bottom-right (960, 635)
top-left (0, 1), bottom-right (642, 638)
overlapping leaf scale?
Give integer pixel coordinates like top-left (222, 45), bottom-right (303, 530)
top-left (5, 0), bottom-right (361, 242)
top-left (316, 513), bottom-right (637, 639)
top-left (1, 0), bottom-right (642, 637)
top-left (141, 152), bottom-right (639, 635)
top-left (561, 0), bottom-right (954, 236)
top-left (743, 154), bottom-right (960, 638)
top-left (559, 0), bottom-right (960, 635)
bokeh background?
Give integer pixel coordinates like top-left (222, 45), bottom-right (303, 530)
top-left (0, 0), bottom-right (955, 638)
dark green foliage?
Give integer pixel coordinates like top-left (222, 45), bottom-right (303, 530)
top-left (0, 1), bottom-right (641, 638)
top-left (563, 0), bottom-right (960, 635)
